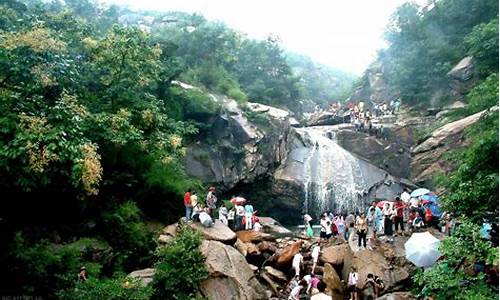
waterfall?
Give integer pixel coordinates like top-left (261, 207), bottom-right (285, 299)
top-left (297, 126), bottom-right (367, 217)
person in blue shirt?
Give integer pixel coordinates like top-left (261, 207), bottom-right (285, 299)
top-left (244, 202), bottom-right (254, 230)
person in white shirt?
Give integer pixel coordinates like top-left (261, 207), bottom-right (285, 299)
top-left (253, 220), bottom-right (262, 232)
top-left (348, 267), bottom-right (359, 300)
top-left (311, 281), bottom-right (332, 300)
top-left (218, 205), bottom-right (228, 225)
top-left (292, 252), bottom-right (303, 277)
top-left (311, 245), bottom-right (321, 273)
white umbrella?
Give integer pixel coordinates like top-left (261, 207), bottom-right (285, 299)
top-left (401, 191), bottom-right (411, 202)
top-left (405, 231), bottom-right (441, 267)
top-left (410, 188), bottom-right (431, 198)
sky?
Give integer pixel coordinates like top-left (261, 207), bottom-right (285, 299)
top-left (101, 0), bottom-right (416, 75)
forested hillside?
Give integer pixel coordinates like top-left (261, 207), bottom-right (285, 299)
top-left (0, 0), bottom-right (354, 298)
top-left (353, 0), bottom-right (499, 298)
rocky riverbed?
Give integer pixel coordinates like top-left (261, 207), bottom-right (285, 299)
top-left (129, 218), bottom-right (447, 300)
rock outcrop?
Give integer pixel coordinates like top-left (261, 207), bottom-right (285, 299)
top-left (180, 81), bottom-right (294, 190)
top-left (200, 240), bottom-right (268, 300)
top-left (188, 220), bottom-right (237, 245)
top-left (411, 108), bottom-right (490, 184)
top-left (127, 268), bottom-right (155, 286)
top-left (323, 263), bottom-right (344, 300)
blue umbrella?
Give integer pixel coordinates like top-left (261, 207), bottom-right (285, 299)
top-left (411, 188), bottom-right (431, 198)
top-left (425, 202), bottom-right (441, 217)
top-left (421, 194), bottom-right (438, 203)
top-left (480, 223), bottom-right (492, 239)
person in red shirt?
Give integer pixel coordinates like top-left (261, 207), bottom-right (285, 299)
top-left (394, 197), bottom-right (405, 235)
top-left (184, 189), bottom-right (192, 220)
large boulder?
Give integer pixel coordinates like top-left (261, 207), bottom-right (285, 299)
top-left (273, 240), bottom-right (303, 270)
top-left (306, 111), bottom-right (346, 126)
top-left (320, 244), bottom-right (349, 268)
top-left (236, 230), bottom-right (273, 243)
top-left (411, 108), bottom-right (490, 184)
top-left (188, 220), bottom-right (237, 245)
top-left (263, 266), bottom-right (288, 283)
top-left (258, 217), bottom-right (292, 234)
top-left (342, 246), bottom-right (411, 294)
top-left (323, 263), bottom-right (344, 300)
top-left (162, 223), bottom-right (178, 236)
top-left (127, 268), bottom-right (155, 286)
top-left (447, 56), bottom-right (474, 81)
top-left (200, 240), bottom-right (268, 300)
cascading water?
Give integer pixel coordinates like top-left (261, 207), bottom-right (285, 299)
top-left (297, 126), bottom-right (367, 217)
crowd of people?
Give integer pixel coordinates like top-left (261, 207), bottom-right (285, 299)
top-left (182, 187), bottom-right (263, 232)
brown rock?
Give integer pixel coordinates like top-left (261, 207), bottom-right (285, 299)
top-left (320, 244), bottom-right (349, 267)
top-left (264, 266), bottom-right (287, 283)
top-left (234, 239), bottom-right (248, 257)
top-left (258, 241), bottom-right (278, 253)
top-left (274, 240), bottom-right (303, 269)
top-left (246, 243), bottom-right (261, 256)
top-left (162, 223), bottom-right (178, 236)
top-left (188, 220), bottom-right (237, 244)
top-left (158, 234), bottom-right (173, 244)
top-left (236, 230), bottom-right (273, 243)
top-left (323, 263), bottom-right (344, 300)
top-left (342, 245), bottom-right (411, 293)
top-left (200, 240), bottom-right (267, 300)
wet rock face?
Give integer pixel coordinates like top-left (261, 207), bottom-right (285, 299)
top-left (182, 90), bottom-right (293, 190)
top-left (272, 126), bottom-right (407, 217)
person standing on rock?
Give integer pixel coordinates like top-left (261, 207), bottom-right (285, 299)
top-left (311, 244), bottom-right (321, 273)
top-left (190, 191), bottom-right (198, 219)
top-left (292, 252), bottom-right (304, 277)
top-left (320, 214), bottom-right (332, 244)
top-left (206, 186), bottom-right (217, 219)
top-left (218, 204), bottom-right (228, 225)
top-left (244, 201), bottom-right (254, 230)
top-left (394, 197), bottom-right (406, 236)
top-left (382, 202), bottom-right (394, 242)
top-left (311, 281), bottom-right (331, 300)
top-left (183, 188), bottom-right (192, 220)
top-left (234, 203), bottom-right (244, 231)
top-left (355, 212), bottom-right (369, 250)
top-left (348, 267), bottom-right (359, 300)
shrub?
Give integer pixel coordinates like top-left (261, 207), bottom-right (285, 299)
top-left (151, 225), bottom-right (208, 300)
top-left (100, 201), bottom-right (156, 272)
top-left (9, 233), bottom-right (106, 297)
top-left (57, 275), bottom-right (152, 300)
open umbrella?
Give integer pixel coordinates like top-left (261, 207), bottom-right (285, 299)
top-left (410, 188), bottom-right (431, 198)
top-left (421, 194), bottom-right (438, 203)
top-left (405, 231), bottom-right (441, 267)
top-left (425, 202), bottom-right (442, 217)
top-left (376, 200), bottom-right (392, 209)
top-left (401, 191), bottom-right (411, 202)
top-left (230, 196), bottom-right (246, 205)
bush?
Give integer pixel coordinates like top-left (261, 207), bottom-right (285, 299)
top-left (57, 276), bottom-right (152, 300)
top-left (100, 201), bottom-right (156, 272)
top-left (151, 225), bottom-right (208, 300)
top-left (9, 233), bottom-right (106, 297)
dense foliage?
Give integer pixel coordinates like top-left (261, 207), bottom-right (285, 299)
top-left (151, 226), bottom-right (208, 300)
top-left (413, 220), bottom-right (498, 300)
top-left (377, 0), bottom-right (498, 104)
